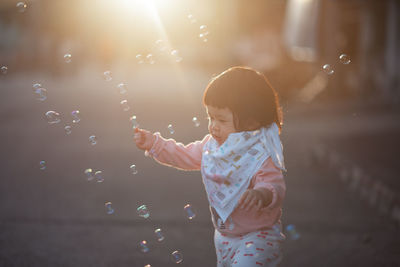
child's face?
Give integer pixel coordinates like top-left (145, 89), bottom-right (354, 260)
top-left (206, 105), bottom-right (236, 146)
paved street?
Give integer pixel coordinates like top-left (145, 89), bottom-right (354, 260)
top-left (0, 67), bottom-right (399, 266)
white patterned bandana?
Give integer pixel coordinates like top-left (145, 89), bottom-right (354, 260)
top-left (201, 123), bottom-right (285, 223)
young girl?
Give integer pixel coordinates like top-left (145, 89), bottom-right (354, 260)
top-left (134, 66), bottom-right (286, 267)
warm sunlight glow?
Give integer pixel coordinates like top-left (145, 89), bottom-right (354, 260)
top-left (108, 0), bottom-right (174, 19)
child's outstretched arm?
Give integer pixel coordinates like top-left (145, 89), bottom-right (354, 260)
top-left (134, 127), bottom-right (210, 171)
top-left (134, 127), bottom-right (156, 151)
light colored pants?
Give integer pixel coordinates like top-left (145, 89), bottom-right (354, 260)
top-left (214, 224), bottom-right (285, 267)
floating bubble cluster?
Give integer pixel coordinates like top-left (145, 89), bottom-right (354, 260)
top-left (63, 54), bottom-right (72, 63)
top-left (64, 125), bottom-right (72, 135)
top-left (339, 54), bottom-right (351, 64)
top-left (103, 71), bottom-right (112, 81)
top-left (84, 168), bottom-right (94, 181)
top-left (285, 224), bottom-right (300, 240)
top-left (45, 111), bottom-right (61, 124)
top-left (105, 202), bottom-right (114, 215)
top-left (140, 240), bottom-right (150, 253)
top-left (39, 160), bottom-right (46, 170)
top-left (154, 228), bottom-right (165, 242)
top-left (130, 164), bottom-right (138, 175)
top-left (184, 204), bottom-right (196, 220)
top-left (137, 204), bottom-right (150, 219)
top-left (167, 124), bottom-right (175, 134)
top-left (1, 66), bottom-right (8, 74)
top-left (16, 2), bottom-right (27, 13)
top-left (170, 250), bottom-right (183, 264)
top-left (120, 100), bottom-right (130, 112)
top-left (199, 25), bottom-right (209, 42)
top-left (71, 110), bottom-right (80, 123)
top-left (192, 117), bottom-right (200, 127)
top-left (89, 135), bottom-right (97, 145)
top-left (322, 64), bottom-right (334, 75)
top-left (117, 83), bottom-right (127, 94)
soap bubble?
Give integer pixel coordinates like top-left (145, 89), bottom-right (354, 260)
top-left (285, 224), bottom-right (300, 240)
top-left (192, 117), bottom-right (200, 127)
top-left (64, 125), bottom-right (72, 135)
top-left (339, 54), bottom-right (351, 64)
top-left (154, 228), bottom-right (165, 242)
top-left (95, 170), bottom-right (104, 183)
top-left (146, 54), bottom-right (155, 64)
top-left (120, 100), bottom-right (130, 111)
top-left (272, 224), bottom-right (281, 233)
top-left (187, 14), bottom-right (197, 24)
top-left (167, 124), bottom-right (175, 134)
top-left (33, 87), bottom-right (47, 101)
top-left (199, 25), bottom-right (207, 31)
top-left (245, 242), bottom-right (255, 254)
top-left (184, 204), bottom-right (196, 220)
top-left (136, 54), bottom-right (144, 64)
top-left (130, 164), bottom-right (138, 175)
top-left (89, 135), bottom-right (97, 145)
top-left (139, 240), bottom-right (149, 253)
top-left (63, 54), bottom-right (72, 63)
top-left (322, 64), bottom-right (334, 75)
top-left (39, 160), bottom-right (46, 170)
top-left (1, 66), bottom-right (8, 74)
top-left (199, 25), bottom-right (209, 42)
top-left (130, 115), bottom-right (139, 129)
top-left (155, 39), bottom-right (168, 53)
top-left (45, 111), bottom-right (61, 124)
top-left (170, 250), bottom-right (183, 264)
top-left (137, 204), bottom-right (150, 219)
top-left (103, 71), bottom-right (112, 81)
top-left (170, 50), bottom-right (182, 62)
top-left (16, 2), bottom-right (27, 13)
top-left (84, 168), bottom-right (94, 181)
top-left (32, 83), bottom-right (42, 89)
top-left (117, 83), bottom-right (127, 94)
top-left (71, 110), bottom-right (80, 123)
top-left (105, 202), bottom-right (114, 215)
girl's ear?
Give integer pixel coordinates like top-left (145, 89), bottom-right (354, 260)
top-left (239, 117), bottom-right (261, 132)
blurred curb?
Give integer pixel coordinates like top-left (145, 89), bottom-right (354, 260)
top-left (307, 144), bottom-right (400, 226)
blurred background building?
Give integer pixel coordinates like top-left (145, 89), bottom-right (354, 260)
top-left (0, 0), bottom-right (399, 103)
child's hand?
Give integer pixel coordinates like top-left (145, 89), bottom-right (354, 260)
top-left (134, 127), bottom-right (156, 151)
top-left (238, 188), bottom-right (272, 212)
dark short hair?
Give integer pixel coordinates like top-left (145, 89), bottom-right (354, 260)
top-left (203, 66), bottom-right (282, 132)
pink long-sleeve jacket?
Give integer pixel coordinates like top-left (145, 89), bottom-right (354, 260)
top-left (146, 133), bottom-right (286, 236)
